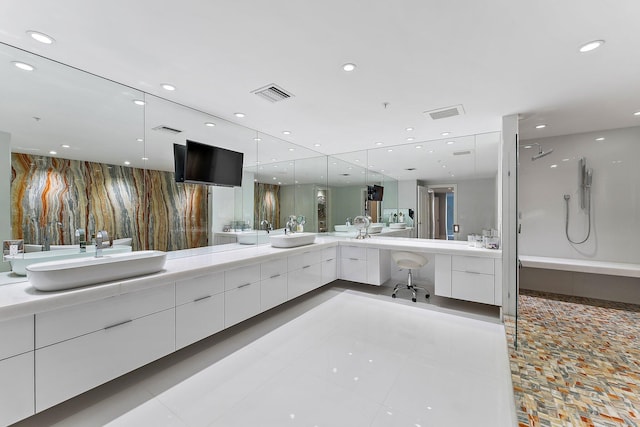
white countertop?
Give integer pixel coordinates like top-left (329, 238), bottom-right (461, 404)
top-left (0, 236), bottom-right (500, 322)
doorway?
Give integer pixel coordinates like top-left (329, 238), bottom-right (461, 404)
top-left (417, 184), bottom-right (457, 240)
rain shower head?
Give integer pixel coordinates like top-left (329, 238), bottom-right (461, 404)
top-left (532, 147), bottom-right (553, 161)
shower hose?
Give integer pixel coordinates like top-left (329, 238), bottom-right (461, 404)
top-left (565, 192), bottom-right (591, 244)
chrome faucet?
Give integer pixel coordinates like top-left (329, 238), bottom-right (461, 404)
top-left (285, 215), bottom-right (298, 234)
top-left (76, 229), bottom-right (87, 252)
top-left (260, 219), bottom-right (273, 233)
top-left (345, 217), bottom-right (351, 226)
top-left (95, 230), bottom-right (110, 257)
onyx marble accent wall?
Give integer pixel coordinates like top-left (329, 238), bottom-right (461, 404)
top-left (11, 153), bottom-right (207, 251)
top-left (254, 183), bottom-right (280, 229)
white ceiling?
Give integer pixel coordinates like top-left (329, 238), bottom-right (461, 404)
top-left (1, 0), bottom-right (639, 179)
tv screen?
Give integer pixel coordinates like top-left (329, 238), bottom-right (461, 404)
top-left (184, 140), bottom-right (244, 186)
top-left (173, 143), bottom-right (186, 183)
top-left (367, 184), bottom-right (384, 201)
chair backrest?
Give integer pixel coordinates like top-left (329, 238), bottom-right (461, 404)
top-left (391, 251), bottom-right (428, 269)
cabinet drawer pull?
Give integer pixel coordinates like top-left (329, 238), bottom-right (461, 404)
top-left (104, 319), bottom-right (133, 330)
top-left (465, 271), bottom-right (484, 275)
top-left (303, 265), bottom-right (311, 269)
top-left (193, 295), bottom-right (212, 302)
top-left (326, 258), bottom-right (334, 262)
top-left (270, 273), bottom-right (281, 279)
top-left (238, 283), bottom-right (252, 288)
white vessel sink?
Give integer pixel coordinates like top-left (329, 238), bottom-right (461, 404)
top-left (334, 225), bottom-right (352, 232)
top-left (269, 232), bottom-right (316, 248)
top-left (5, 245), bottom-right (132, 276)
top-left (26, 250), bottom-right (167, 291)
top-left (237, 229), bottom-right (285, 245)
top-left (368, 225), bottom-right (383, 234)
top-left (389, 223), bottom-right (407, 229)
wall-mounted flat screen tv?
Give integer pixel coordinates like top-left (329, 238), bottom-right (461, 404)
top-left (173, 143), bottom-right (186, 183)
top-left (367, 184), bottom-right (384, 201)
top-left (183, 140), bottom-right (244, 187)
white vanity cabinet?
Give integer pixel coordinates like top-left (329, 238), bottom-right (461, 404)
top-left (339, 245), bottom-right (390, 286)
top-left (34, 283), bottom-right (176, 412)
top-left (224, 263), bottom-right (261, 327)
top-left (435, 254), bottom-right (502, 306)
top-left (175, 272), bottom-right (225, 349)
top-left (321, 246), bottom-right (338, 285)
top-left (0, 315), bottom-right (35, 426)
top-left (261, 258), bottom-right (288, 311)
top-left (287, 248), bottom-right (323, 299)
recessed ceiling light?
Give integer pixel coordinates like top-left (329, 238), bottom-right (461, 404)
top-left (161, 83), bottom-right (176, 91)
top-left (12, 61), bottom-right (35, 71)
top-left (375, 142), bottom-right (383, 146)
top-left (355, 159), bottom-right (360, 162)
top-left (141, 157), bottom-right (149, 161)
top-left (282, 130), bottom-right (291, 135)
top-left (136, 138), bottom-right (143, 142)
top-left (342, 63), bottom-right (356, 72)
top-left (387, 149), bottom-right (393, 152)
top-left (60, 144), bottom-right (70, 148)
top-left (314, 143), bottom-right (321, 147)
top-left (562, 158), bottom-right (570, 162)
top-left (441, 132), bottom-right (450, 136)
top-left (205, 122), bottom-right (216, 127)
top-left (288, 148), bottom-right (295, 151)
top-left (579, 40), bottom-right (605, 53)
top-left (49, 150), bottom-right (57, 155)
top-left (428, 150), bottom-right (434, 153)
top-left (234, 112), bottom-right (245, 118)
top-left (634, 111), bottom-right (640, 116)
top-left (124, 161), bottom-right (131, 165)
top-left (27, 31), bottom-right (55, 44)
top-left (524, 145), bottom-right (533, 149)
top-left (447, 141), bottom-right (454, 145)
top-left (441, 165), bottom-right (447, 168)
top-left (535, 124), bottom-right (547, 129)
top-left (407, 137), bottom-right (414, 141)
top-left (415, 145), bottom-right (422, 149)
top-left (406, 127), bottom-right (414, 131)
top-left (132, 99), bottom-right (145, 106)
top-left (550, 164), bottom-right (558, 168)
top-left (595, 137), bottom-right (605, 141)
top-left (254, 137), bottom-right (261, 141)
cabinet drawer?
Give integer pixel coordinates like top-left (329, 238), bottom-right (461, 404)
top-left (225, 264), bottom-right (260, 291)
top-left (176, 293), bottom-right (225, 349)
top-left (451, 271), bottom-right (495, 305)
top-left (176, 272), bottom-right (225, 306)
top-left (36, 308), bottom-right (175, 412)
top-left (321, 258), bottom-right (337, 284)
top-left (451, 255), bottom-right (494, 275)
top-left (261, 273), bottom-right (288, 311)
top-left (322, 246), bottom-right (337, 261)
top-left (0, 352), bottom-right (34, 426)
top-left (261, 258), bottom-right (288, 281)
top-left (224, 282), bottom-right (261, 327)
top-left (340, 245), bottom-right (366, 261)
top-left (0, 315), bottom-right (33, 360)
top-left (288, 264), bottom-right (322, 300)
top-left (288, 249), bottom-right (322, 272)
top-left (340, 258), bottom-right (367, 283)
top-left (36, 283), bottom-right (175, 348)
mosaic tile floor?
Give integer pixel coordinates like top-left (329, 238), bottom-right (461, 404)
top-left (506, 290), bottom-right (640, 427)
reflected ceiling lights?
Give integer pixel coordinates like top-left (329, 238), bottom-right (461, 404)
top-left (61, 144), bottom-right (70, 148)
top-left (406, 127), bottom-right (414, 131)
top-left (535, 124), bottom-right (547, 129)
top-left (12, 61), bottom-right (35, 71)
top-left (314, 143), bottom-right (321, 147)
top-left (254, 137), bottom-right (261, 141)
top-left (415, 145), bottom-right (422, 149)
top-left (49, 150), bottom-right (57, 155)
top-left (406, 137), bottom-right (414, 141)
top-left (141, 157), bottom-right (149, 161)
top-left (342, 63), bottom-right (356, 72)
top-left (136, 138), bottom-right (143, 142)
top-left (447, 141), bottom-right (454, 145)
top-left (375, 142), bottom-right (383, 146)
top-left (634, 111), bottom-right (640, 116)
top-left (124, 161), bottom-right (131, 165)
top-left (282, 130), bottom-right (291, 135)
top-left (27, 31), bottom-right (55, 44)
top-left (579, 40), bottom-right (605, 53)
top-left (132, 99), bottom-right (145, 106)
top-left (161, 83), bottom-right (176, 91)
top-left (205, 122), bottom-right (216, 127)
top-left (234, 112), bottom-right (245, 118)
top-left (595, 137), bottom-right (605, 141)
top-left (441, 132), bottom-right (450, 136)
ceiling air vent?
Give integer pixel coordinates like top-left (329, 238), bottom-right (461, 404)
top-left (453, 150), bottom-right (472, 156)
top-left (251, 84), bottom-right (294, 103)
top-left (152, 125), bottom-right (182, 134)
top-left (423, 104), bottom-right (465, 120)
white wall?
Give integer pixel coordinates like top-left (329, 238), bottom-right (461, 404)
top-left (397, 180), bottom-right (417, 237)
top-left (519, 126), bottom-right (640, 264)
top-left (211, 186), bottom-right (236, 233)
top-left (0, 131), bottom-right (10, 272)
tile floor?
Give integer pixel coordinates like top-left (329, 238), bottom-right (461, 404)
top-left (507, 290), bottom-right (640, 427)
top-left (15, 281), bottom-right (516, 427)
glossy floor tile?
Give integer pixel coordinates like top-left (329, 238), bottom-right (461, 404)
top-left (507, 290), bottom-right (640, 427)
top-left (15, 282), bottom-right (516, 427)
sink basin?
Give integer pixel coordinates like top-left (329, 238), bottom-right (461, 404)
top-left (5, 245), bottom-right (132, 275)
top-left (389, 223), bottom-right (407, 229)
top-left (368, 225), bottom-right (383, 234)
top-left (269, 232), bottom-right (316, 248)
top-left (26, 250), bottom-right (167, 291)
top-left (334, 225), bottom-right (352, 232)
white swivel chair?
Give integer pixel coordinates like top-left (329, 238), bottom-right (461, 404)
top-left (391, 251), bottom-right (430, 302)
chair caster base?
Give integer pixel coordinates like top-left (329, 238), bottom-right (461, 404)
top-left (412, 298), bottom-right (417, 302)
top-left (391, 294), bottom-right (397, 298)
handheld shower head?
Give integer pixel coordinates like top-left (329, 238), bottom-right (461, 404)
top-left (532, 148), bottom-right (553, 161)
